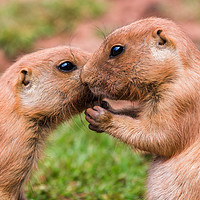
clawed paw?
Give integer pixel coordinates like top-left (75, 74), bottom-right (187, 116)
top-left (85, 106), bottom-right (113, 133)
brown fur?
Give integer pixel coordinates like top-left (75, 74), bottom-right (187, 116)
top-left (0, 46), bottom-right (92, 200)
top-left (81, 18), bottom-right (200, 199)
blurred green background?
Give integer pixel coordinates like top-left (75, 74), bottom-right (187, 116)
top-left (0, 0), bottom-right (105, 58)
top-left (0, 0), bottom-right (200, 199)
top-left (26, 116), bottom-right (149, 200)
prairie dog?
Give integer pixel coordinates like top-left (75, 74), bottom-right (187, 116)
top-left (82, 18), bottom-right (200, 199)
top-left (0, 46), bottom-right (92, 200)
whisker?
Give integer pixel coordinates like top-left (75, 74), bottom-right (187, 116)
top-left (95, 25), bottom-right (107, 39)
top-left (69, 46), bottom-right (77, 64)
top-left (119, 82), bottom-right (131, 100)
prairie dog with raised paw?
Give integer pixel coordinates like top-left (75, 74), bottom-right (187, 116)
top-left (82, 18), bottom-right (200, 199)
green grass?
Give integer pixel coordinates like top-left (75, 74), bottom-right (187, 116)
top-left (0, 0), bottom-right (105, 57)
top-left (26, 115), bottom-right (149, 200)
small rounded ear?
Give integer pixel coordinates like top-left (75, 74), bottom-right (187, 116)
top-left (18, 67), bottom-right (32, 87)
top-left (152, 28), bottom-right (168, 47)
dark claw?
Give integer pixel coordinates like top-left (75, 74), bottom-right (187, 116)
top-left (89, 124), bottom-right (104, 133)
top-left (100, 101), bottom-right (110, 109)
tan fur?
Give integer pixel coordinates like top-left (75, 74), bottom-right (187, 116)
top-left (81, 18), bottom-right (200, 199)
top-left (0, 46), bottom-right (92, 200)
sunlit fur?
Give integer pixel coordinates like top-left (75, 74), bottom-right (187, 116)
top-left (82, 18), bottom-right (200, 199)
top-left (0, 46), bottom-right (92, 200)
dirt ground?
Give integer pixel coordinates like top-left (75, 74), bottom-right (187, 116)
top-left (1, 0), bottom-right (200, 72)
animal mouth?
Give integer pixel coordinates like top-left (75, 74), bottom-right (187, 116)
top-left (89, 87), bottom-right (114, 99)
top-left (89, 85), bottom-right (131, 101)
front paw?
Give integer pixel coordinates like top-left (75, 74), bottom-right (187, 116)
top-left (85, 106), bottom-right (113, 133)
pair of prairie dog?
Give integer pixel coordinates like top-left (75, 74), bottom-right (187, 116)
top-left (1, 17), bottom-right (199, 200)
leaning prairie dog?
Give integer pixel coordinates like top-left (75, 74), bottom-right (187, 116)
top-left (0, 46), bottom-right (93, 200)
top-left (82, 18), bottom-right (200, 199)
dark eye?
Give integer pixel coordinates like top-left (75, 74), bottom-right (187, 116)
top-left (109, 45), bottom-right (125, 58)
top-left (57, 61), bottom-right (77, 72)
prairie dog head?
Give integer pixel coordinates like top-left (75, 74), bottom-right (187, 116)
top-left (81, 17), bottom-right (200, 113)
top-left (0, 46), bottom-right (92, 121)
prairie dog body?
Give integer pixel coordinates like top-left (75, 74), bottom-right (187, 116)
top-left (82, 18), bottom-right (200, 199)
top-left (0, 46), bottom-right (92, 200)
